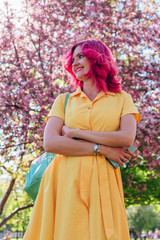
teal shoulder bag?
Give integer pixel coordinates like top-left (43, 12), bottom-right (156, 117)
top-left (25, 94), bottom-right (70, 201)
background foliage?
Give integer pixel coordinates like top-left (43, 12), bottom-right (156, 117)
top-left (0, 0), bottom-right (159, 231)
top-left (127, 204), bottom-right (160, 238)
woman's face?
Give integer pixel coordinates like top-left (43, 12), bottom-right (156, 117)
top-left (72, 45), bottom-right (91, 82)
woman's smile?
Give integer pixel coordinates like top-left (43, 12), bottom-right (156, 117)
top-left (75, 66), bottom-right (84, 73)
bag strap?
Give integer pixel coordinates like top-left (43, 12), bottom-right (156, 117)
top-left (64, 93), bottom-right (70, 111)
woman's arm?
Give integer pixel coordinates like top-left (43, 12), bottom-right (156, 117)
top-left (43, 116), bottom-right (134, 166)
top-left (44, 116), bottom-right (96, 156)
top-left (62, 114), bottom-right (137, 148)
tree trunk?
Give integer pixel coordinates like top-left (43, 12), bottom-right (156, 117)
top-left (0, 178), bottom-right (15, 215)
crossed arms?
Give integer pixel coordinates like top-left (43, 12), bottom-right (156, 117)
top-left (44, 114), bottom-right (136, 166)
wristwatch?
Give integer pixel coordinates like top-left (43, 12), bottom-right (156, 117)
top-left (93, 144), bottom-right (101, 156)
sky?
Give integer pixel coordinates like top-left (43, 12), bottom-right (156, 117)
top-left (0, 0), bottom-right (159, 17)
top-left (0, 0), bottom-right (23, 13)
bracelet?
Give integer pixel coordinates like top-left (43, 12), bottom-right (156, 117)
top-left (93, 144), bottom-right (101, 156)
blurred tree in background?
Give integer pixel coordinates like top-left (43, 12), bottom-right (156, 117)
top-left (0, 0), bottom-right (159, 230)
top-left (127, 205), bottom-right (160, 239)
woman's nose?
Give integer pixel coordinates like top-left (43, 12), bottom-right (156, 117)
top-left (72, 58), bottom-right (79, 66)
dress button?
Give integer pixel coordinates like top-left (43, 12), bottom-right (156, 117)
top-left (88, 106), bottom-right (91, 109)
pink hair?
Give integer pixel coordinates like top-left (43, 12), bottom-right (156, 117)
top-left (63, 39), bottom-right (122, 93)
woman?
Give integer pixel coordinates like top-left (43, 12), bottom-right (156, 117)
top-left (23, 39), bottom-right (141, 240)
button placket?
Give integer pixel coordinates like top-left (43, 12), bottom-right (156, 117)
top-left (86, 103), bottom-right (92, 130)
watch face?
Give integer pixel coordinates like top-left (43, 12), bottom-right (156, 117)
top-left (94, 145), bottom-right (98, 151)
top-left (94, 144), bottom-right (99, 155)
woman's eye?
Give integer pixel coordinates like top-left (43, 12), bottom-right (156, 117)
top-left (71, 54), bottom-right (84, 64)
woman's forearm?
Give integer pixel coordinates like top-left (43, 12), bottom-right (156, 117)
top-left (72, 129), bottom-right (133, 147)
top-left (44, 135), bottom-right (95, 156)
top-left (63, 114), bottom-right (137, 148)
top-left (63, 126), bottom-right (135, 148)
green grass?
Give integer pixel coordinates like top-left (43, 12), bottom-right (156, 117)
top-left (10, 238), bottom-right (23, 240)
top-left (10, 239), bottom-right (22, 240)
top-left (131, 239), bottom-right (151, 240)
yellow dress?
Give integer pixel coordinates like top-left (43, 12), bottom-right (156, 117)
top-left (23, 87), bottom-right (141, 240)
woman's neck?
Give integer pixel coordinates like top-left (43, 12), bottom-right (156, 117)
top-left (83, 82), bottom-right (100, 101)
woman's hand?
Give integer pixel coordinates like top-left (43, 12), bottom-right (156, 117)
top-left (101, 145), bottom-right (136, 166)
top-left (62, 126), bottom-right (74, 138)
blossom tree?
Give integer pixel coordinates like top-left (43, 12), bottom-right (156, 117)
top-left (0, 0), bottom-right (159, 228)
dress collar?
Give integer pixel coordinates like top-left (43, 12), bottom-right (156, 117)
top-left (70, 87), bottom-right (116, 99)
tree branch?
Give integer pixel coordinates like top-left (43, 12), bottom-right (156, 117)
top-left (0, 203), bottom-right (34, 228)
top-left (2, 165), bottom-right (12, 175)
top-left (0, 141), bottom-right (33, 149)
top-left (0, 178), bottom-right (15, 215)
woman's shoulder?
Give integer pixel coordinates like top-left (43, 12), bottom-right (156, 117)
top-left (54, 92), bottom-right (69, 101)
top-left (57, 92), bottom-right (68, 98)
top-left (113, 90), bottom-right (132, 99)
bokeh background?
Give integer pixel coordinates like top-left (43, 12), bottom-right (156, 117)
top-left (0, 0), bottom-right (159, 239)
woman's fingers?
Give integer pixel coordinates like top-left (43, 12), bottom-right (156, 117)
top-left (118, 149), bottom-right (136, 165)
top-left (62, 126), bottom-right (74, 138)
top-left (121, 155), bottom-right (129, 162)
top-left (118, 159), bottom-right (125, 166)
top-left (123, 152), bottom-right (132, 160)
top-left (126, 149), bottom-right (136, 157)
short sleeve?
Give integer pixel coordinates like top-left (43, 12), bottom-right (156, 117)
top-left (46, 94), bottom-right (66, 122)
top-left (121, 92), bottom-right (141, 123)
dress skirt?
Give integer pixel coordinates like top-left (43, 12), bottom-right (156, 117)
top-left (23, 154), bottom-right (130, 240)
